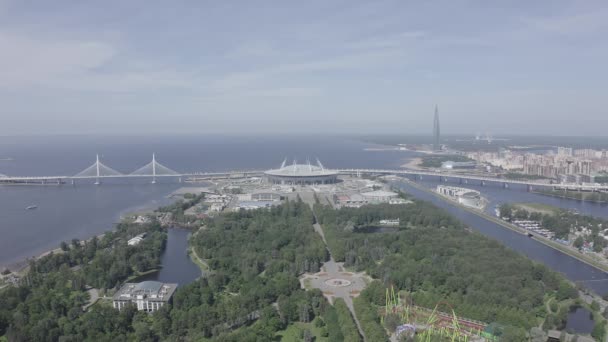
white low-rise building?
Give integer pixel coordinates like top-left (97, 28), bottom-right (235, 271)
top-left (360, 190), bottom-right (399, 203)
top-left (127, 233), bottom-right (146, 246)
top-left (379, 219), bottom-right (400, 226)
top-left (113, 281), bottom-right (177, 312)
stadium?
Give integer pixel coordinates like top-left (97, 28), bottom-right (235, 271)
top-left (265, 159), bottom-right (339, 185)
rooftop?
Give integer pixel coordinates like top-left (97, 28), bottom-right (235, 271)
top-left (113, 281), bottom-right (178, 302)
top-left (265, 159), bottom-right (338, 177)
top-left (361, 190), bottom-right (399, 198)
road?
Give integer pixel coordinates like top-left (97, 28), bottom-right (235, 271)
top-left (301, 219), bottom-right (368, 341)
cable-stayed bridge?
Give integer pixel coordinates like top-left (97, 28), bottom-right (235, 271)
top-left (0, 155), bottom-right (607, 191)
top-left (0, 154), bottom-right (263, 185)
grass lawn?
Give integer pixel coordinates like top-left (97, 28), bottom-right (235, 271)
top-left (276, 322), bottom-right (329, 342)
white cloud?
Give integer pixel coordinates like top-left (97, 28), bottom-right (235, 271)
top-left (520, 8), bottom-right (608, 35)
top-left (0, 32), bottom-right (115, 87)
top-left (346, 31), bottom-right (426, 50)
top-left (0, 30), bottom-right (203, 94)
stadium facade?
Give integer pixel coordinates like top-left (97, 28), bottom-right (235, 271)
top-left (265, 159), bottom-right (338, 185)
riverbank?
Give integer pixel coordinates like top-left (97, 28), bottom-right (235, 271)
top-left (399, 178), bottom-right (608, 275)
top-left (533, 190), bottom-right (608, 204)
top-left (3, 231), bottom-right (109, 275)
top-left (187, 229), bottom-right (210, 274)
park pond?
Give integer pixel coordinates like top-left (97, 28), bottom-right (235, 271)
top-left (566, 306), bottom-right (595, 335)
top-left (353, 225), bottom-right (400, 234)
top-left (136, 228), bottom-right (201, 286)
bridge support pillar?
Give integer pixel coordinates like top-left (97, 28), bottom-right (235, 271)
top-left (481, 180), bottom-right (485, 187)
top-left (42, 179), bottom-right (45, 185)
top-left (179, 177), bottom-right (182, 183)
top-left (527, 185), bottom-right (532, 192)
top-left (71, 179), bottom-right (75, 186)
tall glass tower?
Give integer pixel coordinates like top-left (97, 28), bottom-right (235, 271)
top-left (433, 105), bottom-right (440, 151)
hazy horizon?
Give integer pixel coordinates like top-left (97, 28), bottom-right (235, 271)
top-left (1, 1), bottom-right (607, 135)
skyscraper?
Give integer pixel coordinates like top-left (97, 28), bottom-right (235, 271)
top-left (433, 105), bottom-right (440, 151)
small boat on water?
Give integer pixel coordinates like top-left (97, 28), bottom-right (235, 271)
top-left (25, 205), bottom-right (37, 210)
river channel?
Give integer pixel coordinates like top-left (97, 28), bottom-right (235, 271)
top-left (393, 178), bottom-right (608, 296)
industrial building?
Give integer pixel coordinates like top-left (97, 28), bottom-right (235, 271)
top-left (265, 159), bottom-right (338, 185)
top-left (113, 281), bottom-right (177, 312)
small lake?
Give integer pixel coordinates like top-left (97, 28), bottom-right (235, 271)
top-left (136, 228), bottom-right (202, 286)
top-left (354, 226), bottom-right (400, 234)
top-left (566, 306), bottom-right (595, 335)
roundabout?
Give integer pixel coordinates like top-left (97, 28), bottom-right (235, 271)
top-left (324, 278), bottom-right (352, 287)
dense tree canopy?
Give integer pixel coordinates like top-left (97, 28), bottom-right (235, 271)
top-left (315, 201), bottom-right (578, 329)
top-left (0, 194), bottom-right (585, 341)
top-left (0, 220), bottom-right (166, 340)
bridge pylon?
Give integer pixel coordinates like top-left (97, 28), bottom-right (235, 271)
top-left (130, 153), bottom-right (179, 183)
top-left (74, 154), bottom-right (123, 185)
top-left (152, 153), bottom-right (157, 184)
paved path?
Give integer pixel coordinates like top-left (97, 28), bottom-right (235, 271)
top-left (302, 219), bottom-right (368, 341)
top-left (82, 288), bottom-right (99, 310)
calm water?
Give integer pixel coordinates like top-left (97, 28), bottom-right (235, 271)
top-left (412, 176), bottom-right (608, 220)
top-left (566, 307), bottom-right (595, 334)
top-left (0, 135), bottom-right (414, 268)
top-left (393, 179), bottom-right (608, 295)
top-left (136, 228), bottom-right (201, 285)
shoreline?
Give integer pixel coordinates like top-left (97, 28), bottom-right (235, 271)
top-left (400, 157), bottom-right (423, 170)
top-left (532, 190), bottom-right (608, 204)
top-left (3, 232), bottom-right (108, 275)
top-left (399, 178), bottom-right (608, 275)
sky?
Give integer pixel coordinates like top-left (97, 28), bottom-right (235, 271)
top-left (1, 0), bottom-right (607, 136)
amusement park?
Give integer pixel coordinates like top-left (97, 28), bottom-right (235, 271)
top-left (381, 287), bottom-right (500, 341)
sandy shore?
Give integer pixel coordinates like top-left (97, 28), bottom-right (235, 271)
top-left (400, 157), bottom-right (423, 170)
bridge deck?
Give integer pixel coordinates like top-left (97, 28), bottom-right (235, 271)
top-left (0, 169), bottom-right (606, 191)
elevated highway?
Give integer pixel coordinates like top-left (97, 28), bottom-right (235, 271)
top-left (1, 153), bottom-right (606, 191)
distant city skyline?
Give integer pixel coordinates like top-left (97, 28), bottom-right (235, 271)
top-left (1, 1), bottom-right (607, 135)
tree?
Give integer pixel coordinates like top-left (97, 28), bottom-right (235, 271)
top-left (574, 236), bottom-right (584, 249)
top-left (592, 321), bottom-right (606, 341)
top-left (499, 326), bottom-right (527, 342)
top-left (303, 329), bottom-right (313, 342)
top-left (384, 313), bottom-right (401, 332)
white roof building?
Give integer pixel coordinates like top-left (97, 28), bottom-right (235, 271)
top-left (361, 190), bottom-right (399, 202)
top-left (127, 234), bottom-right (146, 246)
top-left (113, 281), bottom-right (177, 312)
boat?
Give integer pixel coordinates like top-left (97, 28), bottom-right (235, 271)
top-left (25, 205), bottom-right (37, 210)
